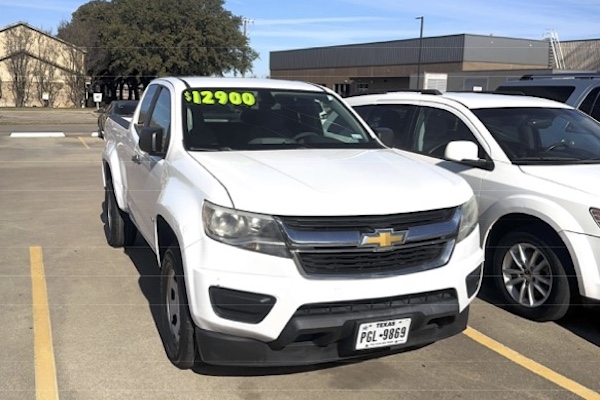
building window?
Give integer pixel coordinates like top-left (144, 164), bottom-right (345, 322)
top-left (357, 83), bottom-right (370, 92)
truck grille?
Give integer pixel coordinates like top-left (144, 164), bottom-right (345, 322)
top-left (295, 240), bottom-right (451, 276)
top-left (279, 207), bottom-right (459, 277)
top-left (280, 208), bottom-right (455, 232)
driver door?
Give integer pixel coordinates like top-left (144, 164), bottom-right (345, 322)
top-left (125, 85), bottom-right (172, 244)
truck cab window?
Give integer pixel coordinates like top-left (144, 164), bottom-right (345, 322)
top-left (148, 89), bottom-right (172, 154)
top-left (137, 85), bottom-right (160, 126)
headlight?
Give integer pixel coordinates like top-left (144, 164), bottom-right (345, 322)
top-left (202, 201), bottom-right (290, 258)
top-left (590, 208), bottom-right (600, 228)
top-left (457, 196), bottom-right (479, 242)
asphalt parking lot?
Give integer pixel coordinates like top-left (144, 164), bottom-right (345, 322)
top-left (0, 109), bottom-right (599, 400)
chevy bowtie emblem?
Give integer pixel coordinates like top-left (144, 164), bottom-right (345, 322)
top-left (360, 229), bottom-right (407, 249)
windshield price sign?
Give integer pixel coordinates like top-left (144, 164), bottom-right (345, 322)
top-left (184, 90), bottom-right (256, 107)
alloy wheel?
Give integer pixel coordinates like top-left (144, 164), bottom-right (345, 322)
top-left (501, 242), bottom-right (553, 308)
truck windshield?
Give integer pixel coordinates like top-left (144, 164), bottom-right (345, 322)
top-left (472, 107), bottom-right (600, 164)
top-left (181, 88), bottom-right (380, 151)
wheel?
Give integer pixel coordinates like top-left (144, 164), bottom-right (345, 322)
top-left (98, 121), bottom-right (104, 139)
top-left (104, 180), bottom-right (136, 247)
top-left (491, 229), bottom-right (571, 321)
top-left (160, 246), bottom-right (197, 369)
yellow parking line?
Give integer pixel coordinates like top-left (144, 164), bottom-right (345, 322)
top-left (464, 326), bottom-right (600, 400)
top-left (77, 136), bottom-right (90, 149)
top-left (30, 246), bottom-right (59, 400)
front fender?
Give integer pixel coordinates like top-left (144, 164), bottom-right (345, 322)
top-left (153, 173), bottom-right (232, 318)
top-left (480, 194), bottom-right (584, 245)
top-left (102, 145), bottom-right (129, 212)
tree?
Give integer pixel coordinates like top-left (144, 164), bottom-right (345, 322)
top-left (58, 0), bottom-right (258, 100)
top-left (62, 46), bottom-right (87, 107)
top-left (32, 34), bottom-right (64, 107)
top-left (57, 1), bottom-right (114, 102)
top-left (4, 25), bottom-right (35, 107)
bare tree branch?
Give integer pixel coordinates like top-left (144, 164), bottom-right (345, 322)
top-left (4, 25), bottom-right (35, 107)
top-left (62, 46), bottom-right (86, 107)
top-left (33, 34), bottom-right (64, 107)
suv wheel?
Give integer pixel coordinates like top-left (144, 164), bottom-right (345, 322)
top-left (491, 230), bottom-right (571, 321)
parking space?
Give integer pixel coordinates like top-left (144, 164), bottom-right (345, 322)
top-left (0, 126), bottom-right (598, 400)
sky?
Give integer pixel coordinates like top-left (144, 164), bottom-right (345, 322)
top-left (2, 0), bottom-right (600, 78)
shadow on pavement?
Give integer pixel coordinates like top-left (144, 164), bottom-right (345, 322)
top-left (97, 199), bottom-right (449, 375)
top-left (478, 275), bottom-right (600, 347)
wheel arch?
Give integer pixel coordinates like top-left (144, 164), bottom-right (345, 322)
top-left (156, 215), bottom-right (180, 266)
top-left (484, 213), bottom-right (579, 299)
top-left (102, 156), bottom-right (128, 212)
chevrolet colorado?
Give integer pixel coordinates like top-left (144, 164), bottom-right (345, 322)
top-left (101, 77), bottom-right (483, 369)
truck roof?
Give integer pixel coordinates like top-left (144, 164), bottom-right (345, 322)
top-left (155, 76), bottom-right (327, 92)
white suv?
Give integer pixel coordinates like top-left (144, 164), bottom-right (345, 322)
top-left (347, 91), bottom-right (600, 321)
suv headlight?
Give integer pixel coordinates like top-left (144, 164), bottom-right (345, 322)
top-left (202, 201), bottom-right (290, 258)
top-left (457, 196), bottom-right (479, 242)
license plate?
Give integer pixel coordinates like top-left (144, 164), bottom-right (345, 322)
top-left (355, 318), bottom-right (411, 350)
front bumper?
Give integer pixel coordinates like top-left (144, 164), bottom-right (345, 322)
top-left (196, 293), bottom-right (469, 366)
top-left (182, 226), bottom-right (483, 357)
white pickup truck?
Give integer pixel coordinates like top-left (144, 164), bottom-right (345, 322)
top-left (101, 77), bottom-right (484, 369)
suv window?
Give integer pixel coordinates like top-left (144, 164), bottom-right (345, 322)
top-left (496, 85), bottom-right (575, 103)
top-left (354, 104), bottom-right (417, 148)
top-left (580, 87), bottom-right (600, 121)
top-left (413, 107), bottom-right (482, 158)
top-left (473, 107), bottom-right (600, 162)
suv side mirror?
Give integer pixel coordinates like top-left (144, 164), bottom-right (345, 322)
top-left (445, 140), bottom-right (494, 170)
top-left (139, 126), bottom-right (165, 155)
top-left (374, 127), bottom-right (394, 147)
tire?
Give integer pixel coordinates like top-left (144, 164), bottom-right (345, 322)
top-left (98, 121), bottom-right (104, 139)
top-left (491, 229), bottom-right (571, 321)
top-left (160, 246), bottom-right (198, 369)
top-left (104, 180), bottom-right (136, 247)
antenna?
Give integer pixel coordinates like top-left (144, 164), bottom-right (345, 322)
top-left (241, 17), bottom-right (254, 78)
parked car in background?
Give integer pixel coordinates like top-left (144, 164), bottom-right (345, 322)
top-left (97, 100), bottom-right (138, 139)
top-left (347, 91), bottom-right (600, 321)
top-left (496, 73), bottom-right (600, 121)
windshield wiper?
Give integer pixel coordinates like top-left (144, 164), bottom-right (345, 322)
top-left (514, 156), bottom-right (580, 164)
top-left (188, 146), bottom-right (233, 151)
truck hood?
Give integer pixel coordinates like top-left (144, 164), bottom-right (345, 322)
top-left (189, 149), bottom-right (471, 216)
top-left (520, 164), bottom-right (600, 197)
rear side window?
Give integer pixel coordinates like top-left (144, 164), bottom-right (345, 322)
top-left (496, 85), bottom-right (575, 103)
top-left (579, 87), bottom-right (600, 121)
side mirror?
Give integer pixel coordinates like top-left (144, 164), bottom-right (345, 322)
top-left (139, 126), bottom-right (165, 155)
top-left (445, 140), bottom-right (494, 170)
top-left (374, 127), bottom-right (394, 147)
